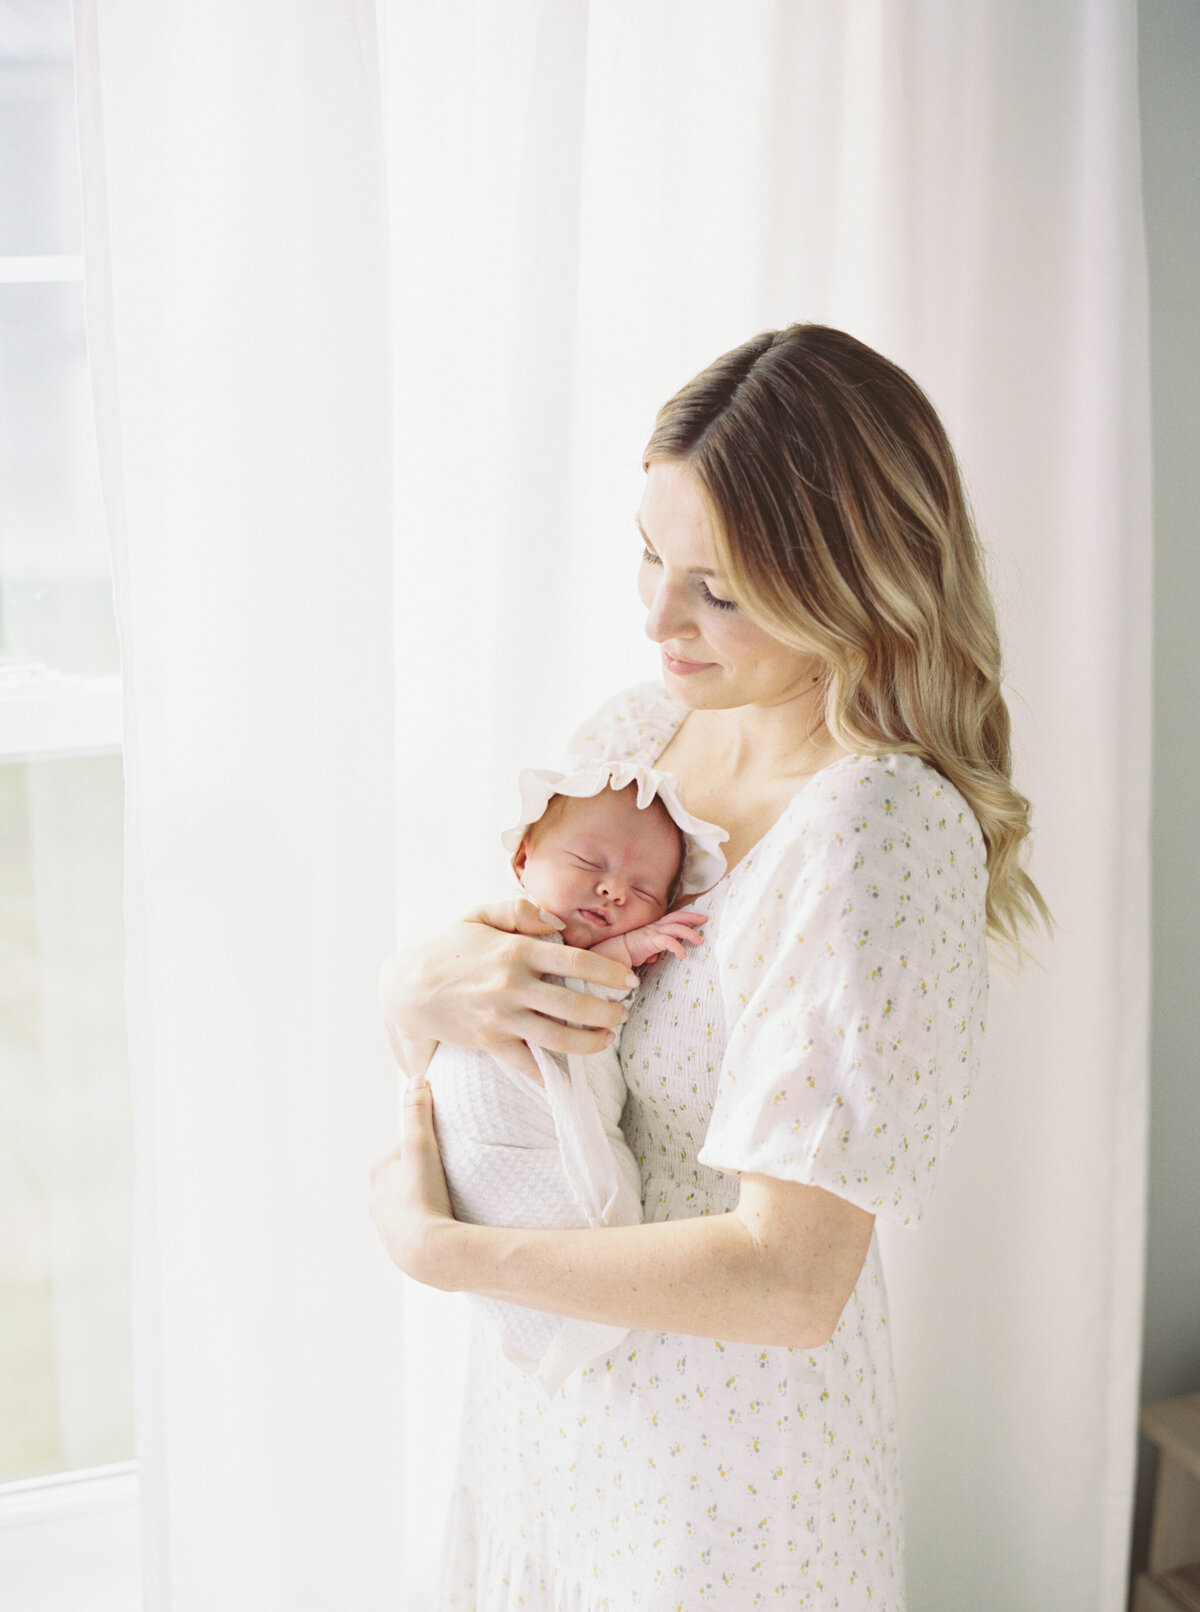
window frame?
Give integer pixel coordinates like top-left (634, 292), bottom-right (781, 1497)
top-left (0, 1466), bottom-right (138, 1611)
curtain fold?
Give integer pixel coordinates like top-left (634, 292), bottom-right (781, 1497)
top-left (78, 0), bottom-right (1150, 1606)
top-left (75, 3), bottom-right (404, 1608)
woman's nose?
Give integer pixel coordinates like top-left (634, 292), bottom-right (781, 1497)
top-left (643, 578), bottom-right (692, 645)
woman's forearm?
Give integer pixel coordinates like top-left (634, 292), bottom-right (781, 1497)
top-left (441, 1215), bottom-right (803, 1345)
top-left (428, 1184), bottom-right (870, 1351)
top-left (372, 1085), bottom-right (876, 1351)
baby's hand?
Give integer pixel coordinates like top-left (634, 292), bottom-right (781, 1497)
top-left (616, 909), bottom-right (707, 968)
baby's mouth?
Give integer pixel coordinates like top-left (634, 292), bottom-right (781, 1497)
top-left (578, 907), bottom-right (612, 928)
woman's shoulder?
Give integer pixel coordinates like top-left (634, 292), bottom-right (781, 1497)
top-left (564, 680), bottom-right (689, 766)
top-left (798, 750), bottom-right (982, 846)
top-left (734, 749), bottom-right (987, 911)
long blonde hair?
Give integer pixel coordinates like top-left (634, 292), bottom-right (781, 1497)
top-left (644, 324), bottom-right (1051, 960)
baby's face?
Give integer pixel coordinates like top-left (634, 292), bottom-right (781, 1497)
top-left (513, 785), bottom-right (682, 950)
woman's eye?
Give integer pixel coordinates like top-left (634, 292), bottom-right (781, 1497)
top-left (699, 581), bottom-right (737, 613)
top-left (642, 544), bottom-right (734, 611)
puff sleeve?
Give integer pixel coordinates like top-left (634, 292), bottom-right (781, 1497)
top-left (696, 754), bottom-right (989, 1227)
top-left (563, 680), bottom-right (689, 768)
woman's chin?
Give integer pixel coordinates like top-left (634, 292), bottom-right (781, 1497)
top-left (662, 673), bottom-right (728, 710)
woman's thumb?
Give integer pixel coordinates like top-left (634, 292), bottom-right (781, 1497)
top-left (469, 897), bottom-right (564, 935)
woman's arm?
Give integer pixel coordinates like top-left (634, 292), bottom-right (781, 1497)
top-left (371, 1084), bottom-right (876, 1349)
top-left (380, 899), bottom-right (639, 1082)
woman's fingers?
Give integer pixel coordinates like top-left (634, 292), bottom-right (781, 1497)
top-left (399, 1082), bottom-right (455, 1221)
top-left (523, 973), bottom-right (627, 1030)
top-left (492, 1038), bottom-right (545, 1083)
top-left (378, 913), bottom-right (636, 1072)
top-left (528, 939), bottom-right (637, 994)
top-left (507, 1009), bottom-right (617, 1058)
top-left (370, 1085), bottom-right (456, 1284)
top-left (465, 897), bottom-right (565, 936)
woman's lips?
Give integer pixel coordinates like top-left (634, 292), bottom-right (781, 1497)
top-left (662, 649), bottom-right (716, 676)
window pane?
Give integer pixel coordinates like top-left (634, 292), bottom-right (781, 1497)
top-left (0, 755), bottom-right (132, 1482)
top-left (0, 0), bottom-right (134, 1497)
top-left (0, 0), bottom-right (80, 256)
top-left (0, 280), bottom-right (115, 679)
top-left (1, 2), bottom-right (115, 687)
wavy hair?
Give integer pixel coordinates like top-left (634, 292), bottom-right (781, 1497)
top-left (643, 323), bottom-right (1051, 960)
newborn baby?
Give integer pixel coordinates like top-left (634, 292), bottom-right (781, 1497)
top-left (424, 761), bottom-right (726, 1394)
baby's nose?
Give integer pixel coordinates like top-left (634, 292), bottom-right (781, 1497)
top-left (597, 873), bottom-right (626, 903)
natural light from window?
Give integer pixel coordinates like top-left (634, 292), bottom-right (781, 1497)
top-left (0, 0), bottom-right (133, 1493)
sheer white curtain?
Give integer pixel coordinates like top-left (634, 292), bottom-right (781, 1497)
top-left (75, 2), bottom-right (404, 1608)
top-left (77, 0), bottom-right (1149, 1608)
top-left (382, 3), bottom-right (1151, 1609)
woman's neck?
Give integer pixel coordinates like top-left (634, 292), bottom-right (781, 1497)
top-left (697, 697), bottom-right (849, 788)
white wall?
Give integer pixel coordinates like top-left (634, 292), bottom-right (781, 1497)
top-left (1131, 0), bottom-right (1200, 1593)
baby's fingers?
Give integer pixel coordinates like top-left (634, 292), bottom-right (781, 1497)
top-left (668, 909), bottom-right (708, 928)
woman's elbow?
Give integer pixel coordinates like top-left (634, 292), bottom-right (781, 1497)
top-left (768, 1284), bottom-right (852, 1351)
top-left (732, 1236), bottom-right (856, 1349)
top-left (733, 1174), bottom-right (875, 1350)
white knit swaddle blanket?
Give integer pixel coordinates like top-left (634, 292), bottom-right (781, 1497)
top-left (427, 975), bottom-right (641, 1396)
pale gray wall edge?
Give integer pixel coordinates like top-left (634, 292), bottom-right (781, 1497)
top-left (1129, 0), bottom-right (1200, 1598)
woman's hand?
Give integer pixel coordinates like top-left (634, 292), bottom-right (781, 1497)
top-left (369, 1083), bottom-right (458, 1289)
top-left (379, 899), bottom-right (639, 1082)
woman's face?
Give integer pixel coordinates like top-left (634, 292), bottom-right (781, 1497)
top-left (636, 459), bottom-right (822, 711)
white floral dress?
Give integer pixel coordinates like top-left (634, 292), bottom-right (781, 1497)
top-left (439, 683), bottom-right (989, 1610)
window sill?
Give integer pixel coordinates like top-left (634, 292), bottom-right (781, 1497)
top-left (0, 1465), bottom-right (139, 1612)
top-left (0, 665), bottom-right (122, 761)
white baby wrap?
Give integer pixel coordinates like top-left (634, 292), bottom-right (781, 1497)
top-left (427, 962), bottom-right (641, 1396)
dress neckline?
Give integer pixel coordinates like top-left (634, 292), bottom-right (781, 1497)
top-left (649, 699), bottom-right (862, 899)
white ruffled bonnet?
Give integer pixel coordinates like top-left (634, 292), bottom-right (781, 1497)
top-left (500, 761), bottom-right (728, 898)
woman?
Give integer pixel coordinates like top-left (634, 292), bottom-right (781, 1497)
top-left (371, 324), bottom-right (1049, 1609)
